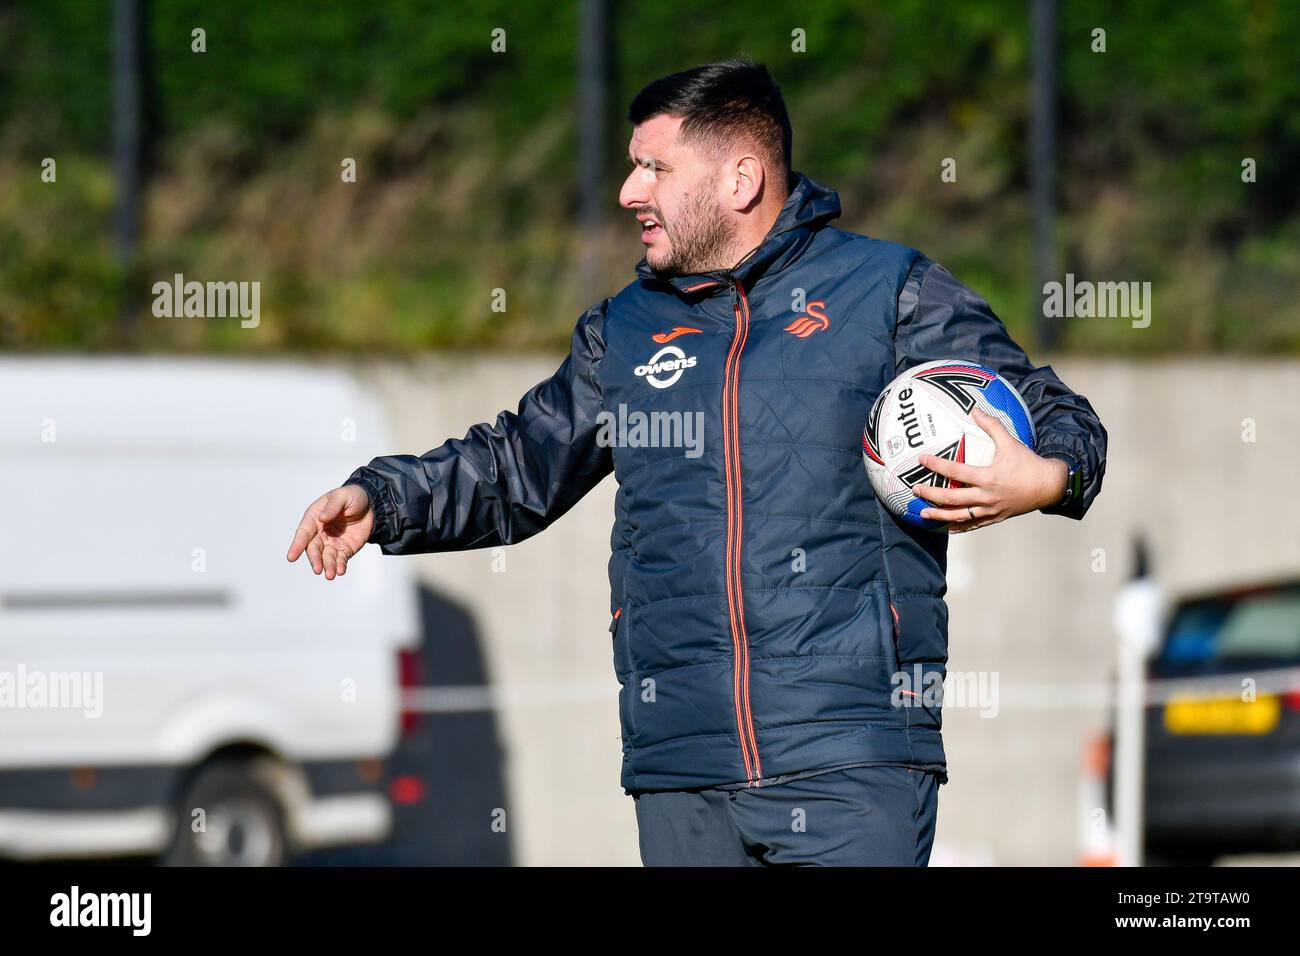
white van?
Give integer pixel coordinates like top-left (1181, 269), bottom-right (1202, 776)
top-left (0, 358), bottom-right (420, 864)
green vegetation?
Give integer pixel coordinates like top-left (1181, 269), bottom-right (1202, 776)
top-left (2, 0), bottom-right (1298, 354)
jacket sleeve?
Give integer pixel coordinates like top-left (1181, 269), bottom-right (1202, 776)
top-left (893, 256), bottom-right (1107, 519)
top-left (343, 300), bottom-right (614, 554)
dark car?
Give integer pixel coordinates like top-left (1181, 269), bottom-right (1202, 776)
top-left (1135, 580), bottom-right (1300, 864)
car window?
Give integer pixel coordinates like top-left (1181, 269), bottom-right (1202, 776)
top-left (1156, 588), bottom-right (1300, 675)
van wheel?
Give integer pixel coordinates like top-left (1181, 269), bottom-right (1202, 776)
top-left (164, 759), bottom-right (289, 867)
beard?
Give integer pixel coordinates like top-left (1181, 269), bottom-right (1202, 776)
top-left (647, 190), bottom-right (739, 278)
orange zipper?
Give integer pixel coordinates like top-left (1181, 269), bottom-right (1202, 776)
top-left (724, 280), bottom-right (761, 786)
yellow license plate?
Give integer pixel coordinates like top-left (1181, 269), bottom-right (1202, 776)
top-left (1164, 694), bottom-right (1281, 735)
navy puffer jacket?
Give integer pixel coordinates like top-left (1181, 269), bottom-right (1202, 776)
top-left (345, 172), bottom-right (1107, 793)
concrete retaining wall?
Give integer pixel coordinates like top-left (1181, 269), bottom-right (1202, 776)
top-left (344, 356), bottom-right (1300, 865)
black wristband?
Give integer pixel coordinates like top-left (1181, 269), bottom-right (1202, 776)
top-left (1059, 464), bottom-right (1083, 506)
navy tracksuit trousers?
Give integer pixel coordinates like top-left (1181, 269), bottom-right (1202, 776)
top-left (632, 765), bottom-right (942, 866)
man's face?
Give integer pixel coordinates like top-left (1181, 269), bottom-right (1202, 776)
top-left (618, 114), bottom-right (738, 277)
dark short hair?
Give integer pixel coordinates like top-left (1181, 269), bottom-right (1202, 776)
top-left (628, 58), bottom-right (792, 183)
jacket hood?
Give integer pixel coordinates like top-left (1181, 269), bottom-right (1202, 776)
top-left (634, 170), bottom-right (842, 295)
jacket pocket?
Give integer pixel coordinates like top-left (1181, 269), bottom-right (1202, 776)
top-left (609, 547), bottom-right (634, 676)
top-left (869, 580), bottom-right (901, 676)
top-left (610, 606), bottom-right (630, 677)
top-left (886, 594), bottom-right (949, 724)
top-left (612, 608), bottom-right (639, 745)
top-left (611, 550), bottom-right (637, 744)
top-left (861, 580), bottom-right (902, 714)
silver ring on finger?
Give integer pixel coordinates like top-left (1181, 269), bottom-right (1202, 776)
top-left (967, 506), bottom-right (977, 522)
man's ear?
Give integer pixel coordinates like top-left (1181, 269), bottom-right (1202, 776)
top-left (727, 155), bottom-right (765, 212)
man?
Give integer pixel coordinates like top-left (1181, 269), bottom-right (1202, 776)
top-left (287, 59), bottom-right (1106, 866)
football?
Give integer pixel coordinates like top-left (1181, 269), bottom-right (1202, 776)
top-left (863, 360), bottom-right (1037, 530)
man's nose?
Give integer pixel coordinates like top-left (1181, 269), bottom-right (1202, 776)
top-left (619, 168), bottom-right (648, 209)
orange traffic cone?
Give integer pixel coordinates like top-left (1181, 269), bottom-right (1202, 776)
top-left (1078, 734), bottom-right (1117, 866)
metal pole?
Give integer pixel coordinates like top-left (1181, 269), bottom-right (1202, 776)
top-left (1029, 0), bottom-right (1058, 349)
top-left (577, 0), bottom-right (607, 296)
top-left (112, 0), bottom-right (142, 334)
top-left (1112, 537), bottom-right (1160, 867)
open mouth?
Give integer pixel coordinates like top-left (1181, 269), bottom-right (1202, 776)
top-left (638, 216), bottom-right (663, 243)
